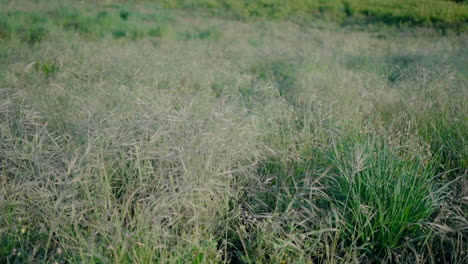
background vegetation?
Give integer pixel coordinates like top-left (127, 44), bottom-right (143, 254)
top-left (0, 0), bottom-right (467, 263)
top-left (158, 0), bottom-right (468, 30)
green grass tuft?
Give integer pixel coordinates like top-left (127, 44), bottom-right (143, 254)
top-left (327, 136), bottom-right (444, 259)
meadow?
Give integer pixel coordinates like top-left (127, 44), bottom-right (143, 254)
top-left (0, 0), bottom-right (467, 263)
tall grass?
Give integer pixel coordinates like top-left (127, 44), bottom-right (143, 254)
top-left (0, 0), bottom-right (467, 263)
top-left (327, 136), bottom-right (444, 260)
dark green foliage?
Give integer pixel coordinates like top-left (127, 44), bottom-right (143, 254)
top-left (195, 29), bottom-right (212, 39)
top-left (385, 54), bottom-right (423, 83)
top-left (0, 11), bottom-right (49, 44)
top-left (0, 6), bottom-right (181, 42)
top-left (345, 53), bottom-right (425, 83)
top-left (119, 9), bottom-right (130, 20)
top-left (250, 58), bottom-right (300, 103)
top-left (252, 157), bottom-right (314, 214)
top-left (418, 112), bottom-right (467, 179)
top-left (22, 25), bottom-right (48, 45)
top-left (327, 137), bottom-right (443, 259)
top-left (343, 1), bottom-right (355, 17)
top-left (0, 17), bottom-right (13, 40)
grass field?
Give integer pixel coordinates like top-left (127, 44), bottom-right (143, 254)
top-left (160, 0), bottom-right (468, 29)
top-left (0, 0), bottom-right (467, 263)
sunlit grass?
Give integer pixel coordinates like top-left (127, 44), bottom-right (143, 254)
top-left (0, 0), bottom-right (467, 263)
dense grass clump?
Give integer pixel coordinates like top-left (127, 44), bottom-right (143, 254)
top-left (328, 137), bottom-right (443, 260)
top-left (0, 0), bottom-right (467, 263)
